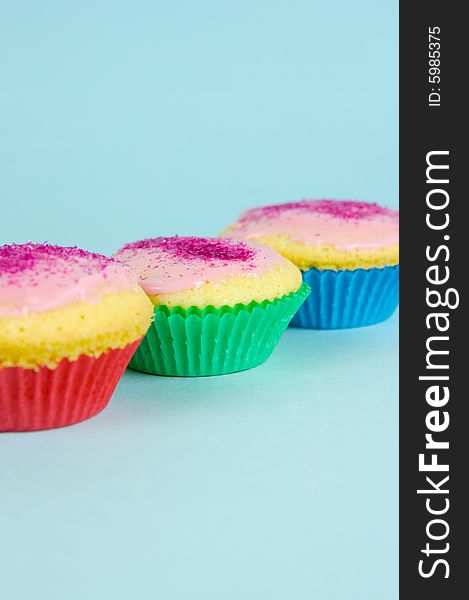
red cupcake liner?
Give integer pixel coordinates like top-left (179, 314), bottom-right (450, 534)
top-left (0, 339), bottom-right (141, 432)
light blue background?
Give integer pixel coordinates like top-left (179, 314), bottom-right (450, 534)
top-left (0, 2), bottom-right (398, 599)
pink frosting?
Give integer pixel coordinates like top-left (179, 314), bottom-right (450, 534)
top-left (225, 200), bottom-right (399, 251)
top-left (0, 243), bottom-right (139, 317)
top-left (114, 237), bottom-right (286, 295)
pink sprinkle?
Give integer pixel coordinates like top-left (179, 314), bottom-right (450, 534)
top-left (121, 237), bottom-right (256, 263)
top-left (240, 200), bottom-right (398, 222)
top-left (0, 243), bottom-right (126, 287)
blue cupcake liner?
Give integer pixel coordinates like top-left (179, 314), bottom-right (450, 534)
top-left (289, 265), bottom-right (399, 329)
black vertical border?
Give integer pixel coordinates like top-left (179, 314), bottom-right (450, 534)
top-left (400, 2), bottom-right (465, 598)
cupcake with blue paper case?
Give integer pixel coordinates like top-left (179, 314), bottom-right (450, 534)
top-left (221, 199), bottom-right (399, 328)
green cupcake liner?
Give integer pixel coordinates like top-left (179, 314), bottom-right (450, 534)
top-left (129, 283), bottom-right (311, 376)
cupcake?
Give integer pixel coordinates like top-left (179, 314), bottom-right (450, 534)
top-left (0, 243), bottom-right (153, 432)
top-left (114, 237), bottom-right (310, 376)
top-left (221, 200), bottom-right (399, 329)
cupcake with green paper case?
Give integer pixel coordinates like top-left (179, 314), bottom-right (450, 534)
top-left (114, 236), bottom-right (310, 376)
